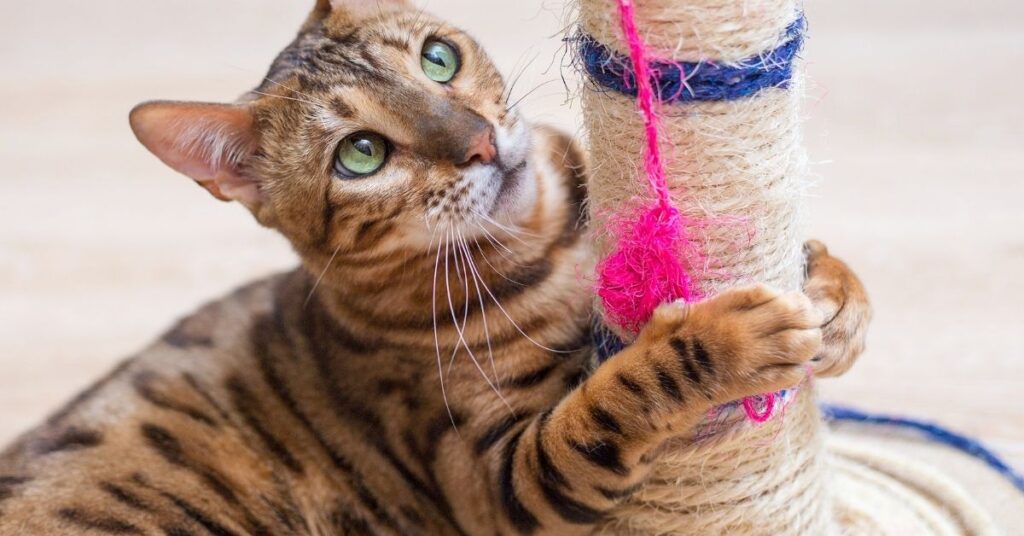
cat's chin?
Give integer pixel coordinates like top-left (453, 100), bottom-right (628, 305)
top-left (489, 158), bottom-right (534, 223)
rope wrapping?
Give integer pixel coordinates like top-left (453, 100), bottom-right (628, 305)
top-left (578, 0), bottom-right (828, 533)
top-left (575, 1), bottom-right (1014, 534)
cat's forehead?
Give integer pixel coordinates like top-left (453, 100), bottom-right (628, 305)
top-left (259, 12), bottom-right (457, 94)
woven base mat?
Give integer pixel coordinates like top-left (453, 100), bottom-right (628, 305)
top-left (829, 421), bottom-right (1023, 536)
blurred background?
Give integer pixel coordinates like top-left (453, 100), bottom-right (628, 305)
top-left (0, 0), bottom-right (1021, 466)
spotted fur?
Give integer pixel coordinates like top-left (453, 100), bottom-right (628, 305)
top-left (0, 1), bottom-right (870, 534)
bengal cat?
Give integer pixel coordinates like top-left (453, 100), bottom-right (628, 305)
top-left (0, 0), bottom-right (871, 534)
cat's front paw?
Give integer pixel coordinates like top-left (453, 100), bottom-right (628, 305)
top-left (803, 240), bottom-right (872, 378)
top-left (641, 285), bottom-right (823, 406)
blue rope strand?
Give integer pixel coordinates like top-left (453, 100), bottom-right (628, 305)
top-left (579, 15), bottom-right (806, 103)
top-left (591, 320), bottom-right (626, 364)
top-left (822, 403), bottom-right (1024, 494)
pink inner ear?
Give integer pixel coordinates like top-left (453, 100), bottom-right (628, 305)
top-left (129, 102), bottom-right (262, 208)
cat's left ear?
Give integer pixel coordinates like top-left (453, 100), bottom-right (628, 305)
top-left (320, 0), bottom-right (410, 21)
top-left (129, 101), bottom-right (262, 210)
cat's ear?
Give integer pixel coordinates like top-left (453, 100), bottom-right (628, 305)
top-left (129, 101), bottom-right (262, 209)
top-left (319, 0), bottom-right (411, 22)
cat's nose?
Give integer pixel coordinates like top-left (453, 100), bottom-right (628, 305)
top-left (460, 126), bottom-right (497, 166)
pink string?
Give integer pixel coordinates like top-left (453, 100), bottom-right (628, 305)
top-left (616, 0), bottom-right (670, 206)
top-left (597, 0), bottom-right (701, 333)
top-left (601, 0), bottom-right (776, 421)
top-left (743, 394), bottom-right (777, 423)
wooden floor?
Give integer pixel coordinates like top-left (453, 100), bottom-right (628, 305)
top-left (1, 1), bottom-right (1021, 468)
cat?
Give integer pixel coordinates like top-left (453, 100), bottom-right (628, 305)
top-left (0, 0), bottom-right (870, 534)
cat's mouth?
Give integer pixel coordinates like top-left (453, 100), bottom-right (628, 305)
top-left (490, 158), bottom-right (529, 216)
top-left (485, 119), bottom-right (533, 222)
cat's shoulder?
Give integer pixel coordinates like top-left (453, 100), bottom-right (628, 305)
top-left (155, 270), bottom-right (293, 351)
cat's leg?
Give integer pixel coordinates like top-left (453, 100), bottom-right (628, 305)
top-left (803, 240), bottom-right (872, 378)
top-left (491, 285), bottom-right (822, 535)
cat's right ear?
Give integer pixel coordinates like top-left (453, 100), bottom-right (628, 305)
top-left (129, 101), bottom-right (263, 210)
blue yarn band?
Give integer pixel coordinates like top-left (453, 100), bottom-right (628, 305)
top-left (579, 15), bottom-right (806, 103)
top-left (591, 320), bottom-right (626, 364)
top-left (822, 404), bottom-right (1024, 494)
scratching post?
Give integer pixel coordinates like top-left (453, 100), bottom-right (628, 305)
top-left (577, 1), bottom-right (833, 534)
top-left (574, 1), bottom-right (1019, 534)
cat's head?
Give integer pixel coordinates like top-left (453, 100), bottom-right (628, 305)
top-left (130, 0), bottom-right (536, 262)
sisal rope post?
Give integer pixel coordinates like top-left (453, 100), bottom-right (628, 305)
top-left (577, 0), bottom-right (835, 534)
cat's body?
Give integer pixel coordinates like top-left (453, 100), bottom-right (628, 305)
top-left (0, 123), bottom-right (593, 535)
top-left (0, 1), bottom-right (870, 535)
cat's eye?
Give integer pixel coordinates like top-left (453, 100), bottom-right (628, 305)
top-left (335, 132), bottom-right (389, 177)
top-left (421, 39), bottom-right (459, 83)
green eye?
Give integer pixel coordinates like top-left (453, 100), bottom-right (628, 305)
top-left (335, 132), bottom-right (389, 177)
top-left (421, 39), bottom-right (459, 83)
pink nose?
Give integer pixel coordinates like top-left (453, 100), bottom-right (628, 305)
top-left (461, 127), bottom-right (497, 165)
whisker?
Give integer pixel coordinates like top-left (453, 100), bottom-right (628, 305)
top-left (471, 209), bottom-right (537, 239)
top-left (258, 76), bottom-right (325, 106)
top-left (472, 211), bottom-right (537, 244)
top-left (249, 90), bottom-right (321, 108)
top-left (444, 230), bottom-right (511, 410)
top-left (460, 236), bottom-right (499, 384)
top-left (461, 235), bottom-right (571, 354)
top-left (472, 237), bottom-right (526, 287)
top-left (432, 226), bottom-right (461, 435)
top-left (476, 226), bottom-right (533, 272)
top-left (507, 79), bottom-right (560, 112)
top-left (475, 221), bottom-right (522, 259)
top-left (504, 50), bottom-right (541, 105)
top-left (473, 220), bottom-right (537, 277)
top-left (408, 2), bottom-right (433, 36)
top-left (444, 231), bottom-right (460, 372)
top-left (221, 64), bottom-right (327, 106)
top-left (305, 241), bottom-right (344, 308)
top-left (455, 232), bottom-right (472, 337)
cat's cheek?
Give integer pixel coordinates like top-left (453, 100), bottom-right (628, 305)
top-left (458, 166), bottom-right (503, 218)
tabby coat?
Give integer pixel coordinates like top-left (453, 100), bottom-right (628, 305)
top-left (0, 1), bottom-right (871, 534)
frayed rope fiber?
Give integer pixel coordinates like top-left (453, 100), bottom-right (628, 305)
top-left (580, 15), bottom-right (806, 103)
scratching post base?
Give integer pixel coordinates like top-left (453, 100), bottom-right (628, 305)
top-left (595, 393), bottom-right (832, 535)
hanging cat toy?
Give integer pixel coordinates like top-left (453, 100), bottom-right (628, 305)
top-left (574, 0), bottom-right (1024, 533)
